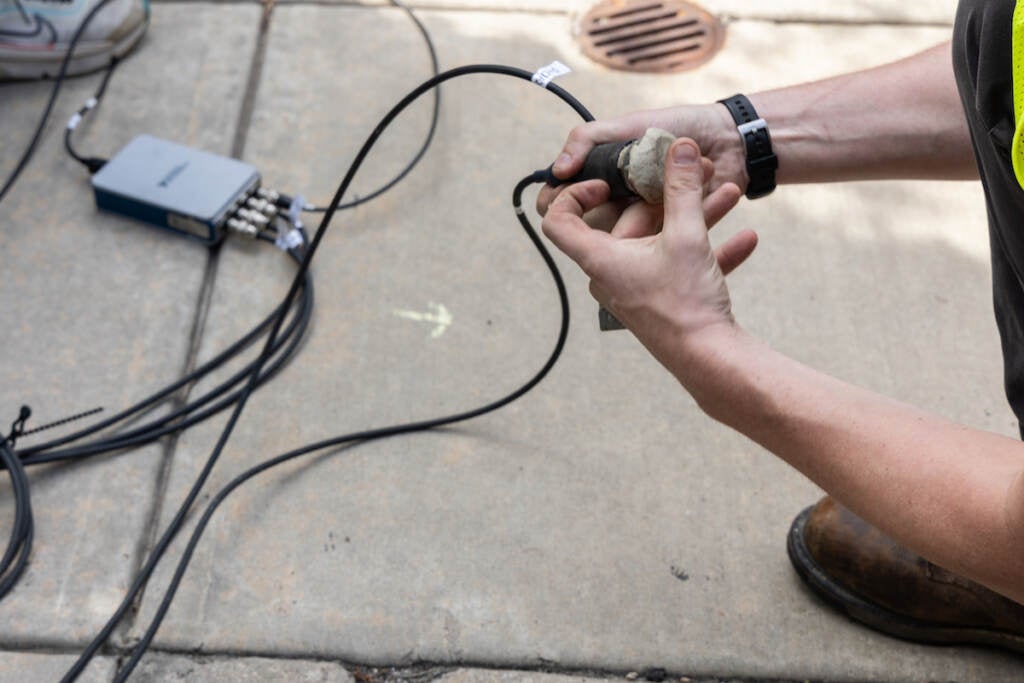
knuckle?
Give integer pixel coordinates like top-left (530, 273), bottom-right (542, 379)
top-left (566, 123), bottom-right (597, 149)
top-left (666, 166), bottom-right (703, 195)
top-left (580, 242), bottom-right (612, 276)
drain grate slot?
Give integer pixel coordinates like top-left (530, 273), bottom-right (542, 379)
top-left (631, 43), bottom-right (701, 64)
top-left (609, 30), bottom-right (706, 59)
top-left (588, 10), bottom-right (679, 36)
top-left (597, 20), bottom-right (702, 49)
top-left (604, 2), bottom-right (666, 20)
top-left (576, 0), bottom-right (724, 73)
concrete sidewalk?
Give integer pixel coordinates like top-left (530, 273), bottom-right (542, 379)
top-left (1, 1), bottom-right (1021, 681)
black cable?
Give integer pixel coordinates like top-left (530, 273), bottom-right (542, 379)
top-left (115, 173), bottom-right (566, 681)
top-left (296, 0), bottom-right (441, 214)
top-left (19, 0), bottom-right (440, 467)
top-left (61, 65), bottom-right (595, 682)
top-left (0, 239), bottom-right (311, 609)
top-left (4, 0), bottom-right (435, 609)
top-left (21, 260), bottom-right (313, 465)
top-left (17, 261), bottom-right (310, 461)
top-left (0, 0), bottom-right (118, 204)
top-left (16, 0), bottom-right (427, 461)
top-left (0, 438), bottom-right (33, 602)
top-left (63, 56), bottom-right (120, 174)
top-left (17, 261), bottom-right (312, 465)
top-left (7, 0), bottom-right (430, 464)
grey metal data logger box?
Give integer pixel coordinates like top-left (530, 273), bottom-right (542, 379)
top-left (91, 134), bottom-right (261, 244)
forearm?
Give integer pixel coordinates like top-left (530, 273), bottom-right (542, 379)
top-left (733, 42), bottom-right (977, 184)
top-left (650, 323), bottom-right (1024, 602)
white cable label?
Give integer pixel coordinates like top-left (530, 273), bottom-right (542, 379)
top-left (532, 61), bottom-right (571, 88)
top-left (276, 228), bottom-right (304, 251)
top-left (288, 194), bottom-right (305, 227)
top-left (66, 113), bottom-right (82, 130)
top-left (84, 97), bottom-right (98, 110)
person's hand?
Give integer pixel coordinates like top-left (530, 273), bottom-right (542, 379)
top-left (536, 103), bottom-right (744, 216)
top-left (541, 138), bottom-right (756, 349)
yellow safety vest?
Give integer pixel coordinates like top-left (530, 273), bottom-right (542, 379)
top-left (1012, 1), bottom-right (1024, 186)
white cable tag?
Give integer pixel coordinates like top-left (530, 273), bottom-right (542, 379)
top-left (287, 194), bottom-right (305, 229)
top-left (276, 228), bottom-right (304, 251)
top-left (84, 97), bottom-right (98, 110)
top-left (277, 194), bottom-right (306, 251)
top-left (532, 61), bottom-right (571, 88)
top-left (66, 113), bottom-right (82, 131)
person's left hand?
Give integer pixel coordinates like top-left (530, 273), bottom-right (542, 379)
top-left (541, 138), bottom-right (758, 348)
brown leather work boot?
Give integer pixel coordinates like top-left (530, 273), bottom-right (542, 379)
top-left (787, 496), bottom-right (1024, 653)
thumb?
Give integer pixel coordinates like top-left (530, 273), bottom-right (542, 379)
top-left (661, 138), bottom-right (708, 241)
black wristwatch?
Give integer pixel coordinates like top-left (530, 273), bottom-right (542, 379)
top-left (717, 94), bottom-right (778, 199)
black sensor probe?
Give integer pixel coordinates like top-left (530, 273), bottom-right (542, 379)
top-left (544, 127), bottom-right (677, 204)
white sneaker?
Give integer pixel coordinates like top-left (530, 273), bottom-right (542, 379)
top-left (0, 0), bottom-right (148, 80)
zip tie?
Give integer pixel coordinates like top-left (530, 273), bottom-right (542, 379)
top-left (20, 406), bottom-right (104, 437)
top-left (531, 61), bottom-right (571, 89)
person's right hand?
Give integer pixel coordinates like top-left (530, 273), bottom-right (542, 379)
top-left (536, 103), bottom-right (745, 216)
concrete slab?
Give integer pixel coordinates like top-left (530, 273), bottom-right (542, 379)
top-left (441, 672), bottom-right (723, 683)
top-left (0, 3), bottom-right (260, 646)
top-left (131, 652), bottom-right (355, 681)
top-left (283, 1), bottom-right (955, 27)
top-left (0, 651), bottom-right (112, 683)
top-left (123, 5), bottom-right (1022, 682)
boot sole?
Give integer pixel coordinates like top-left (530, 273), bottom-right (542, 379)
top-left (0, 18), bottom-right (147, 80)
top-left (787, 505), bottom-right (1024, 655)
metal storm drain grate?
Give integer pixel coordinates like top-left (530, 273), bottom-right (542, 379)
top-left (576, 0), bottom-right (724, 73)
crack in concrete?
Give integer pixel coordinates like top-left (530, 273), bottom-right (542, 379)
top-left (115, 0), bottom-right (276, 653)
top-left (0, 642), bottom-right (836, 683)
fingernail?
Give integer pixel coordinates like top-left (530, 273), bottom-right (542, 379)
top-left (672, 141), bottom-right (698, 165)
top-left (553, 153), bottom-right (572, 172)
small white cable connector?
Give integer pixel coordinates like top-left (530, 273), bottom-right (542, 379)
top-left (531, 61), bottom-right (571, 89)
top-left (66, 97), bottom-right (98, 130)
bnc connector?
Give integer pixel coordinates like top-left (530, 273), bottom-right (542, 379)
top-left (236, 208), bottom-right (270, 227)
top-left (226, 218), bottom-right (259, 238)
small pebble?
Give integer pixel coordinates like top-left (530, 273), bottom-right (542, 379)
top-left (625, 673), bottom-right (639, 681)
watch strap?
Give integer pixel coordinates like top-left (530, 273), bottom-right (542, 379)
top-left (717, 94), bottom-right (778, 199)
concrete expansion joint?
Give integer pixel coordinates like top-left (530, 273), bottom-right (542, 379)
top-left (337, 660), bottom-right (833, 683)
top-left (0, 642), bottom-right (906, 683)
top-left (719, 13), bottom-right (953, 28)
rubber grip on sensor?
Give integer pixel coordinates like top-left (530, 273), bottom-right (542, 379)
top-left (544, 140), bottom-right (636, 200)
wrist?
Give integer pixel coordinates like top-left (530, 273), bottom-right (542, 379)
top-left (652, 321), bottom-right (766, 420)
top-left (708, 102), bottom-right (749, 192)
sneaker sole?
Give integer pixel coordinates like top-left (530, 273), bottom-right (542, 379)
top-left (0, 17), bottom-right (147, 80)
top-left (786, 504), bottom-right (1024, 654)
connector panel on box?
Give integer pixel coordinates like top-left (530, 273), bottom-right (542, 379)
top-left (90, 135), bottom-right (261, 244)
